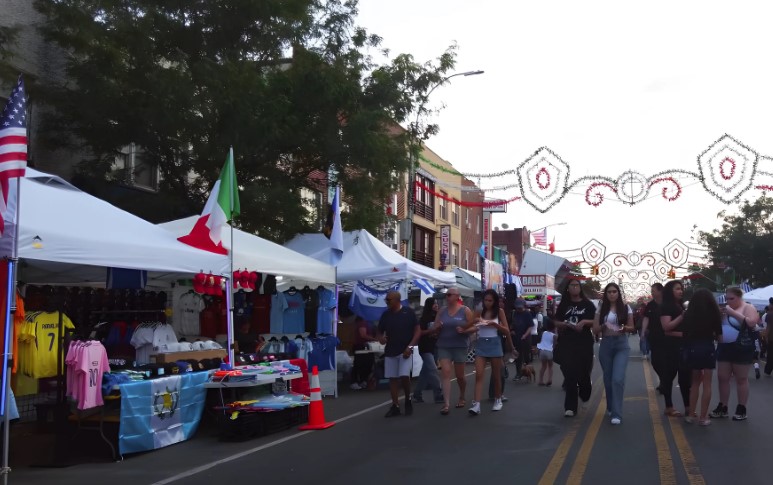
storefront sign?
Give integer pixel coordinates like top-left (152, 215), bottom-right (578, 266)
top-left (484, 199), bottom-right (508, 213)
top-left (520, 274), bottom-right (555, 294)
top-left (439, 225), bottom-right (450, 268)
top-left (482, 213), bottom-right (491, 259)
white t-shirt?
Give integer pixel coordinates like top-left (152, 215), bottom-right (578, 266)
top-left (537, 331), bottom-right (555, 351)
top-left (602, 305), bottom-right (632, 332)
top-left (477, 315), bottom-right (500, 338)
top-left (174, 292), bottom-right (205, 337)
top-left (531, 313), bottom-right (543, 335)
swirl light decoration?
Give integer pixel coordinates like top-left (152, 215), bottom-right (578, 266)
top-left (417, 134), bottom-right (773, 212)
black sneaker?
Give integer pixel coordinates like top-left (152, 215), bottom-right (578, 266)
top-left (709, 403), bottom-right (728, 419)
top-left (384, 405), bottom-right (401, 418)
top-left (732, 405), bottom-right (747, 421)
top-left (755, 368), bottom-right (761, 380)
top-left (404, 399), bottom-right (413, 416)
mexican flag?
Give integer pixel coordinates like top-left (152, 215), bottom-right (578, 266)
top-left (178, 148), bottom-right (240, 254)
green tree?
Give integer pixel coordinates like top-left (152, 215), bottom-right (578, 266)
top-left (0, 25), bottom-right (19, 79)
top-left (699, 195), bottom-right (773, 287)
top-left (32, 0), bottom-right (457, 242)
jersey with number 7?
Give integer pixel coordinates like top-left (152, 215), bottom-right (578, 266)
top-left (19, 311), bottom-right (75, 378)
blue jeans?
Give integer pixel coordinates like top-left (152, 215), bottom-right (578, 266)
top-left (413, 352), bottom-right (443, 401)
top-left (598, 335), bottom-right (630, 420)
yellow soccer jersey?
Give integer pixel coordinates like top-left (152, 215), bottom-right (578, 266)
top-left (21, 311), bottom-right (75, 379)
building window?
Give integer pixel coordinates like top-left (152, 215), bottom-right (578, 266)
top-left (452, 243), bottom-right (459, 267)
top-left (439, 191), bottom-right (448, 220)
top-left (475, 254), bottom-right (480, 272)
top-left (452, 201), bottom-right (460, 226)
top-left (476, 215), bottom-right (480, 234)
top-left (412, 226), bottom-right (435, 268)
top-left (465, 208), bottom-right (470, 226)
top-left (113, 143), bottom-right (160, 191)
top-left (414, 174), bottom-right (435, 221)
top-left (464, 249), bottom-right (469, 270)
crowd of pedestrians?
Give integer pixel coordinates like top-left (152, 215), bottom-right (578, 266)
top-left (370, 282), bottom-right (771, 425)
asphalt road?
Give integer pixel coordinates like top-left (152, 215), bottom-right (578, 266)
top-left (13, 340), bottom-right (773, 485)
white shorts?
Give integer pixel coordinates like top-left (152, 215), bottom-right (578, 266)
top-left (384, 355), bottom-right (413, 378)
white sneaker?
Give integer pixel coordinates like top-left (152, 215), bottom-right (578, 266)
top-left (492, 399), bottom-right (503, 411)
top-left (468, 401), bottom-right (481, 415)
top-left (564, 410), bottom-right (575, 417)
top-left (610, 417), bottom-right (621, 425)
top-left (349, 383), bottom-right (362, 390)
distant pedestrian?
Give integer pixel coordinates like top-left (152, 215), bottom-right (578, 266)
top-left (764, 299), bottom-right (773, 376)
top-left (413, 298), bottom-right (444, 404)
top-left (470, 289), bottom-right (511, 415)
top-left (681, 288), bottom-right (722, 426)
top-left (641, 283), bottom-right (664, 391)
top-left (511, 299), bottom-right (534, 380)
top-left (710, 286), bottom-right (760, 421)
top-left (660, 280), bottom-right (691, 418)
top-left (434, 288), bottom-right (476, 415)
top-left (554, 278), bottom-right (597, 417)
top-left (537, 319), bottom-right (556, 386)
top-left (378, 291), bottom-right (421, 418)
top-left (593, 282), bottom-right (634, 425)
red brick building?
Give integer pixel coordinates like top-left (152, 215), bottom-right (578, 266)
top-left (460, 177), bottom-right (484, 272)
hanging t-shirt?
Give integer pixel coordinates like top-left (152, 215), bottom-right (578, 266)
top-left (270, 292), bottom-right (288, 333)
top-left (252, 293), bottom-right (271, 334)
top-left (18, 311), bottom-right (75, 379)
top-left (174, 291), bottom-right (205, 337)
top-left (308, 335), bottom-right (339, 371)
top-left (301, 287), bottom-right (320, 333)
top-left (316, 287), bottom-right (337, 335)
top-left (66, 341), bottom-right (111, 410)
top-left (282, 291), bottom-right (306, 334)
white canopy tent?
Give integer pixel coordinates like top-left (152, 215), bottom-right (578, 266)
top-left (285, 229), bottom-right (456, 285)
top-left (453, 267), bottom-right (482, 291)
top-left (158, 216), bottom-right (336, 285)
top-left (0, 169), bottom-right (228, 284)
top-left (743, 285), bottom-right (773, 310)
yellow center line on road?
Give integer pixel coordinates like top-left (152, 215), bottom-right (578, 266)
top-left (643, 362), bottom-right (677, 484)
top-left (537, 375), bottom-right (601, 485)
top-left (565, 390), bottom-right (606, 485)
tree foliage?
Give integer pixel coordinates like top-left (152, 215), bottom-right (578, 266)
top-left (32, 0), bottom-right (457, 242)
top-left (699, 195), bottom-right (773, 287)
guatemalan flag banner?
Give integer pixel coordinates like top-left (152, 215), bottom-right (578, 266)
top-left (119, 372), bottom-right (209, 455)
top-left (348, 281), bottom-right (408, 321)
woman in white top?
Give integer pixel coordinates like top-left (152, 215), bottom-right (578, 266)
top-left (593, 282), bottom-right (635, 425)
top-left (537, 319), bottom-right (556, 386)
top-left (709, 286), bottom-right (759, 421)
top-left (469, 289), bottom-right (512, 415)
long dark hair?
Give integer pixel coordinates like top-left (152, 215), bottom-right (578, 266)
top-left (420, 297), bottom-right (437, 324)
top-left (599, 282), bottom-right (628, 325)
top-left (661, 280), bottom-right (684, 316)
top-left (682, 288), bottom-right (721, 338)
top-left (556, 278), bottom-right (589, 317)
top-left (481, 289), bottom-right (500, 319)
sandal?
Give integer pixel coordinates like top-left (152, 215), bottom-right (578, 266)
top-left (664, 408), bottom-right (683, 417)
top-left (455, 399), bottom-right (466, 409)
top-left (440, 406), bottom-right (450, 415)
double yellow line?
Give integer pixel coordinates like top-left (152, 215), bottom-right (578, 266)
top-left (538, 363), bottom-right (706, 484)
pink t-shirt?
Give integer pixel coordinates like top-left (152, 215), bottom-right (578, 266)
top-left (76, 343), bottom-right (110, 410)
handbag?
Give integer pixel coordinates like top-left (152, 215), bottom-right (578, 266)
top-left (731, 318), bottom-right (755, 352)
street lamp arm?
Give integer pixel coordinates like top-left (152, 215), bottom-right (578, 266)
top-left (412, 70), bottom-right (485, 138)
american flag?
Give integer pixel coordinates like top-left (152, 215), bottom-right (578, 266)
top-left (0, 75), bottom-right (28, 235)
top-left (531, 227), bottom-right (547, 246)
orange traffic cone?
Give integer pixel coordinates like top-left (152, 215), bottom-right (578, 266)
top-left (299, 365), bottom-right (335, 430)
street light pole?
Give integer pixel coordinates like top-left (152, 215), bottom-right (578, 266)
top-left (406, 70), bottom-right (484, 265)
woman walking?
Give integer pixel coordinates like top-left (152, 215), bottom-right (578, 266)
top-left (537, 319), bottom-right (556, 386)
top-left (412, 298), bottom-right (444, 404)
top-left (593, 283), bottom-right (634, 425)
top-left (470, 289), bottom-right (511, 415)
top-left (434, 288), bottom-right (476, 415)
top-left (681, 288), bottom-right (722, 426)
top-left (660, 280), bottom-right (691, 417)
top-left (710, 286), bottom-right (759, 420)
top-left (554, 279), bottom-right (597, 417)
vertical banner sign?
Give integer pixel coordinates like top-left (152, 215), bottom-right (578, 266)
top-left (482, 212), bottom-right (492, 259)
top-left (439, 225), bottom-right (451, 269)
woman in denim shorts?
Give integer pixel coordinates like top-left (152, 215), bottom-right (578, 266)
top-left (434, 288), bottom-right (476, 415)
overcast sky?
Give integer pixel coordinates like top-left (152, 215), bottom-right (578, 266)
top-left (356, 0), bottom-right (773, 278)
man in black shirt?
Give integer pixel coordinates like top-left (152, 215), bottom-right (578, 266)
top-left (378, 291), bottom-right (420, 417)
top-left (641, 283), bottom-right (664, 390)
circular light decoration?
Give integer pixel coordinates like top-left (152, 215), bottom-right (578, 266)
top-left (627, 269), bottom-right (641, 280)
top-left (518, 147), bottom-right (571, 213)
top-left (663, 239), bottom-right (689, 267)
top-left (698, 134), bottom-right (757, 203)
top-left (597, 261), bottom-right (613, 280)
top-left (627, 251), bottom-right (642, 266)
top-left (653, 260), bottom-right (672, 281)
top-left (616, 171), bottom-right (649, 205)
top-left (581, 239), bottom-right (607, 265)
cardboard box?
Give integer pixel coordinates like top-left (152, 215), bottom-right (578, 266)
top-left (150, 349), bottom-right (227, 364)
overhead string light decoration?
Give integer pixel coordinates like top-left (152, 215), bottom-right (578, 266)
top-left (413, 181), bottom-right (521, 208)
top-left (416, 134), bottom-right (773, 212)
